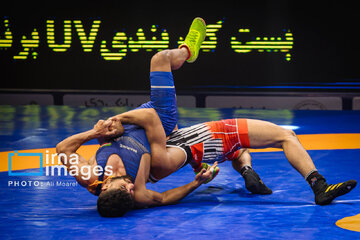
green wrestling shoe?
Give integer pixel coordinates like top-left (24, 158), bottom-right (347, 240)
top-left (180, 17), bottom-right (207, 63)
top-left (194, 162), bottom-right (219, 184)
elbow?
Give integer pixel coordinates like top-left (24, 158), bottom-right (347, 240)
top-left (158, 194), bottom-right (179, 206)
top-left (154, 193), bottom-right (168, 206)
top-left (56, 142), bottom-right (65, 154)
top-left (56, 142), bottom-right (71, 156)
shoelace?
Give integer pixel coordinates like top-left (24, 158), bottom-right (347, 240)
top-left (186, 30), bottom-right (200, 46)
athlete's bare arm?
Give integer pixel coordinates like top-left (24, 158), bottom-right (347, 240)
top-left (134, 154), bottom-right (218, 208)
top-left (109, 108), bottom-right (170, 166)
top-left (56, 120), bottom-right (117, 187)
top-left (136, 168), bottom-right (214, 207)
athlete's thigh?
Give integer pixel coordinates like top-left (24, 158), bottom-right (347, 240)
top-left (247, 119), bottom-right (287, 149)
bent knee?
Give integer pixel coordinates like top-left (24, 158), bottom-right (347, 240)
top-left (286, 129), bottom-right (296, 137)
top-left (282, 129), bottom-right (297, 142)
top-left (238, 148), bottom-right (250, 156)
top-left (151, 50), bottom-right (171, 66)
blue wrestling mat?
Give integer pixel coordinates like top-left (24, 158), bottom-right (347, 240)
top-left (0, 106), bottom-right (359, 239)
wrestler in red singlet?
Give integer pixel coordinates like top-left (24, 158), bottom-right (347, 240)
top-left (167, 119), bottom-right (250, 167)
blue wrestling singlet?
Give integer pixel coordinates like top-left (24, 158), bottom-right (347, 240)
top-left (137, 71), bottom-right (178, 136)
top-left (93, 124), bottom-right (151, 195)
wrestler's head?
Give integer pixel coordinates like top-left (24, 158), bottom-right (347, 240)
top-left (97, 175), bottom-right (135, 217)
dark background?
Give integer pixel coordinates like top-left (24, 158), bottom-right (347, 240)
top-left (1, 0), bottom-right (359, 91)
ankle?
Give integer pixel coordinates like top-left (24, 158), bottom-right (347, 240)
top-left (179, 44), bottom-right (191, 60)
top-left (305, 170), bottom-right (327, 193)
top-left (240, 165), bottom-right (252, 176)
top-left (305, 170), bottom-right (323, 186)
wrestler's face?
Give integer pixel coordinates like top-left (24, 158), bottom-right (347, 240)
top-left (101, 176), bottom-right (135, 198)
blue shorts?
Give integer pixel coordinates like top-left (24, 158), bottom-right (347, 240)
top-left (136, 71), bottom-right (178, 136)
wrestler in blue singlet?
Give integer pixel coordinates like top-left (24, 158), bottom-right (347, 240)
top-left (93, 71), bottom-right (177, 194)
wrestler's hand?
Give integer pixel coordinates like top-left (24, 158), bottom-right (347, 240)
top-left (93, 119), bottom-right (119, 138)
top-left (107, 116), bottom-right (119, 122)
top-left (107, 117), bottom-right (125, 137)
top-left (194, 161), bottom-right (219, 185)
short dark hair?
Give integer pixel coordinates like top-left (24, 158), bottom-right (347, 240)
top-left (97, 188), bottom-right (134, 217)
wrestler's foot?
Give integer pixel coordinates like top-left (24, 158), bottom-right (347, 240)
top-left (194, 162), bottom-right (219, 184)
top-left (241, 166), bottom-right (272, 195)
top-left (313, 179), bottom-right (357, 205)
top-left (179, 17), bottom-right (207, 63)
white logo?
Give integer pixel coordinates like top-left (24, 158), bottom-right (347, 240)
top-left (119, 144), bottom-right (137, 153)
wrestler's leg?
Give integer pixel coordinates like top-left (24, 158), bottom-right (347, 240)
top-left (139, 17), bottom-right (206, 136)
top-left (145, 18), bottom-right (207, 178)
top-left (246, 119), bottom-right (356, 205)
top-left (232, 149), bottom-right (272, 194)
top-left (141, 49), bottom-right (186, 180)
top-left (137, 48), bottom-right (188, 133)
top-left (150, 47), bottom-right (189, 72)
top-left (247, 119), bottom-right (315, 177)
top-left (231, 149), bottom-right (252, 172)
